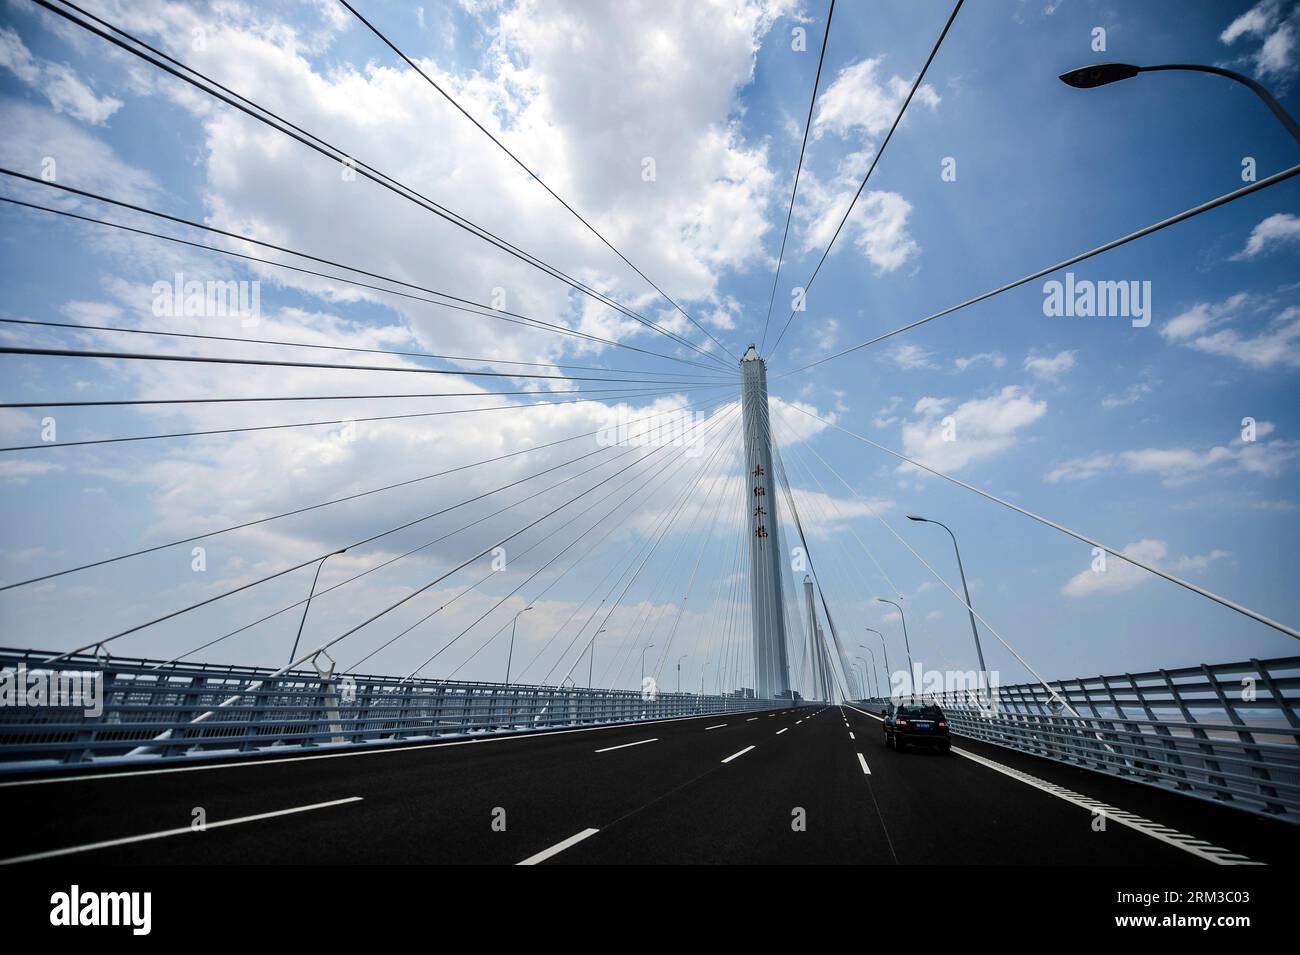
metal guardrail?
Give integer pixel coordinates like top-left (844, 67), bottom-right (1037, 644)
top-left (0, 648), bottom-right (788, 772)
top-left (855, 655), bottom-right (1300, 823)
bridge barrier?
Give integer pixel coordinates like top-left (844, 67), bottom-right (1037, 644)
top-left (855, 655), bottom-right (1300, 824)
top-left (0, 648), bottom-right (790, 772)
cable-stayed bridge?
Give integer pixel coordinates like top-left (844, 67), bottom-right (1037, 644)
top-left (1, 0), bottom-right (1299, 879)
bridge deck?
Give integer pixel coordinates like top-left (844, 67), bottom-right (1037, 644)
top-left (3, 704), bottom-right (1296, 865)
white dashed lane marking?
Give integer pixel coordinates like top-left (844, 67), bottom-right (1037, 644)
top-left (517, 828), bottom-right (600, 865)
top-left (594, 738), bottom-right (657, 754)
top-left (721, 745), bottom-right (755, 764)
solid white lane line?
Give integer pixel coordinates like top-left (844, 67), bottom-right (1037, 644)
top-left (776, 728), bottom-right (788, 735)
top-left (705, 724), bottom-right (727, 731)
top-left (0, 796), bottom-right (363, 866)
top-left (840, 701), bottom-right (1259, 865)
top-left (721, 745), bottom-right (756, 764)
top-left (594, 738), bottom-right (657, 754)
top-left (844, 703), bottom-right (884, 723)
top-left (857, 753), bottom-right (872, 775)
top-left (950, 747), bottom-right (1260, 865)
top-left (516, 828), bottom-right (600, 865)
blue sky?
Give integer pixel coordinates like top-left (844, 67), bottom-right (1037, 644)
top-left (0, 0), bottom-right (1298, 697)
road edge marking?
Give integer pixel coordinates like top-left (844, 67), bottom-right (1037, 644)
top-left (0, 796), bottom-right (364, 866)
top-left (0, 708), bottom-right (785, 789)
top-left (841, 702), bottom-right (1260, 866)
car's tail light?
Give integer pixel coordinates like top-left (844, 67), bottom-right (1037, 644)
top-left (938, 721), bottom-right (948, 729)
top-left (895, 719), bottom-right (908, 727)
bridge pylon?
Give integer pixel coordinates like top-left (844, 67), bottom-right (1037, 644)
top-left (740, 345), bottom-right (790, 699)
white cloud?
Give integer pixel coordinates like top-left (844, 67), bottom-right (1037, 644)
top-left (0, 459), bottom-right (63, 483)
top-left (1044, 452), bottom-right (1114, 483)
top-left (884, 342), bottom-right (938, 370)
top-left (1046, 426), bottom-right (1298, 485)
top-left (899, 386), bottom-right (1046, 473)
top-left (953, 351), bottom-right (1005, 371)
top-left (1102, 376), bottom-right (1154, 407)
top-left (1222, 2), bottom-right (1277, 43)
top-left (61, 0), bottom-right (794, 375)
top-left (1063, 540), bottom-right (1232, 598)
top-left (1023, 349), bottom-right (1076, 381)
top-left (1101, 370), bottom-right (1158, 409)
top-left (872, 395), bottom-right (902, 428)
top-left (794, 146), bottom-right (921, 273)
top-left (1232, 213), bottom-right (1300, 259)
top-left (1220, 1), bottom-right (1299, 77)
top-left (0, 27), bottom-right (122, 125)
top-left (0, 99), bottom-right (157, 204)
top-left (1062, 539), bottom-right (1166, 598)
top-left (1259, 22), bottom-right (1296, 73)
top-left (1162, 294), bottom-right (1300, 369)
top-left (812, 57), bottom-right (940, 141)
top-left (1174, 549), bottom-right (1232, 573)
top-left (812, 317), bottom-right (839, 350)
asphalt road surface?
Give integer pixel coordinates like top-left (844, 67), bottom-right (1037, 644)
top-left (1, 703), bottom-right (1296, 865)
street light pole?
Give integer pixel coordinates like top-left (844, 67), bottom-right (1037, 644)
top-left (677, 654), bottom-right (687, 694)
top-left (864, 628), bottom-right (890, 688)
top-left (289, 547), bottom-right (347, 664)
top-left (907, 515), bottom-right (987, 679)
top-left (856, 655), bottom-right (875, 698)
top-left (873, 597), bottom-right (915, 680)
top-left (1059, 61), bottom-right (1300, 146)
top-left (640, 644), bottom-right (656, 691)
top-left (858, 647), bottom-right (878, 698)
top-left (505, 606), bottom-right (533, 685)
top-left (588, 627), bottom-right (606, 689)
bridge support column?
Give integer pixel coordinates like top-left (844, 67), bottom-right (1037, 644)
top-left (740, 346), bottom-right (790, 700)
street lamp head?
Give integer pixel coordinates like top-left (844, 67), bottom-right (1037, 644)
top-left (906, 514), bottom-right (927, 523)
top-left (1059, 62), bottom-right (1141, 89)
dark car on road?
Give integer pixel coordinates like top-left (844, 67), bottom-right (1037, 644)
top-left (884, 702), bottom-right (951, 752)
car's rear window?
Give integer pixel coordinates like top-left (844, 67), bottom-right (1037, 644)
top-left (897, 705), bottom-right (943, 720)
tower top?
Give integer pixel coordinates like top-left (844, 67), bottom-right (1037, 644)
top-left (741, 344), bottom-right (760, 362)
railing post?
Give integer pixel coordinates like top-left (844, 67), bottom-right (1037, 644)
top-left (1203, 663), bottom-right (1282, 813)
